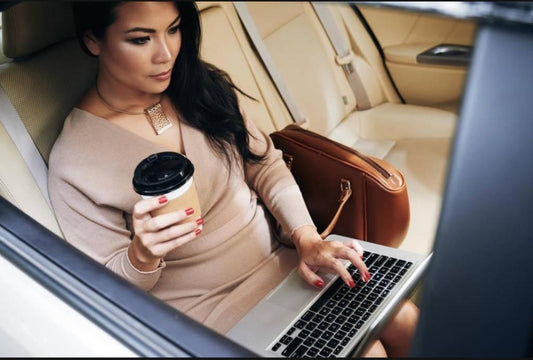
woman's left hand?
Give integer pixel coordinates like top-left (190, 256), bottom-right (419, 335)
top-left (292, 225), bottom-right (371, 289)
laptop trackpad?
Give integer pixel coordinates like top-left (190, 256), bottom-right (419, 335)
top-left (265, 269), bottom-right (338, 312)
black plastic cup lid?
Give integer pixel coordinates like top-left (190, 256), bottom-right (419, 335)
top-left (133, 151), bottom-right (194, 196)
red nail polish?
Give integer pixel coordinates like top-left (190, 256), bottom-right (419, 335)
top-left (314, 280), bottom-right (324, 288)
top-left (195, 228), bottom-right (202, 236)
top-left (365, 271), bottom-right (371, 281)
top-left (158, 196), bottom-right (168, 204)
top-left (196, 218), bottom-right (204, 226)
top-left (185, 208), bottom-right (194, 216)
top-left (349, 279), bottom-right (355, 288)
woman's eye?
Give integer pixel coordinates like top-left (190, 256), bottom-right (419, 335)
top-left (128, 37), bottom-right (150, 45)
top-left (168, 25), bottom-right (181, 34)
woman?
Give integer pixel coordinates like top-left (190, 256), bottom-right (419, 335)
top-left (48, 2), bottom-right (418, 357)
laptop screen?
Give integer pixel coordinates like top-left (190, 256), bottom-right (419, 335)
top-left (410, 23), bottom-right (533, 357)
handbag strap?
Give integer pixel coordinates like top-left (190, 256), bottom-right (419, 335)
top-left (311, 2), bottom-right (372, 110)
top-left (233, 2), bottom-right (309, 127)
top-left (320, 179), bottom-right (352, 239)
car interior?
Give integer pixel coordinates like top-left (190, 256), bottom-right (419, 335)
top-left (0, 0), bottom-right (478, 353)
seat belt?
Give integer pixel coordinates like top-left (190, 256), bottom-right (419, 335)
top-left (311, 2), bottom-right (372, 110)
top-left (233, 2), bottom-right (309, 127)
top-left (0, 86), bottom-right (53, 209)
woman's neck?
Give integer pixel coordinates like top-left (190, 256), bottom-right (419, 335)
top-left (95, 76), bottom-right (163, 114)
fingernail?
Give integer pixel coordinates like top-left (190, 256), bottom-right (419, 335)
top-left (158, 196), bottom-right (168, 204)
top-left (185, 208), bottom-right (194, 216)
top-left (195, 228), bottom-right (202, 236)
top-left (365, 271), bottom-right (371, 282)
top-left (196, 218), bottom-right (204, 226)
top-left (349, 279), bottom-right (355, 288)
top-left (314, 280), bottom-right (324, 288)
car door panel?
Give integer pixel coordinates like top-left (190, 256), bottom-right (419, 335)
top-left (358, 5), bottom-right (478, 112)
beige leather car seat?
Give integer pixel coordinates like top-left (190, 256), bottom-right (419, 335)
top-left (0, 2), bottom-right (97, 236)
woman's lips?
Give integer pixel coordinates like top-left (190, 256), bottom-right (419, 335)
top-left (150, 69), bottom-right (171, 81)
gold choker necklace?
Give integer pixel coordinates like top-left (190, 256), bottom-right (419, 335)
top-left (95, 83), bottom-right (173, 135)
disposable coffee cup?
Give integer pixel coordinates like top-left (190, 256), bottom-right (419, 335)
top-left (133, 151), bottom-right (201, 222)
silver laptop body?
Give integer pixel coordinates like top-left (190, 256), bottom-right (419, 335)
top-left (227, 234), bottom-right (432, 357)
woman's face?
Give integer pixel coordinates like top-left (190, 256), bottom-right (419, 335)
top-left (87, 1), bottom-right (182, 96)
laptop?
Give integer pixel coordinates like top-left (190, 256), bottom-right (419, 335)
top-left (227, 235), bottom-right (431, 357)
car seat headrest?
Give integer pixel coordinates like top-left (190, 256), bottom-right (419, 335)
top-left (2, 1), bottom-right (75, 59)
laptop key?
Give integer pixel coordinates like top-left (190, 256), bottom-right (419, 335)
top-left (365, 253), bottom-right (379, 267)
top-left (319, 347), bottom-right (332, 357)
top-left (307, 347), bottom-right (319, 357)
top-left (318, 322), bottom-right (328, 331)
top-left (280, 335), bottom-right (292, 345)
top-left (334, 345), bottom-right (344, 355)
top-left (347, 315), bottom-right (359, 324)
top-left (315, 339), bottom-right (326, 348)
top-left (341, 323), bottom-right (352, 332)
top-left (321, 331), bottom-right (333, 340)
top-left (305, 322), bottom-right (317, 331)
top-left (299, 330), bottom-right (310, 338)
top-left (327, 339), bottom-right (340, 348)
top-left (272, 342), bottom-right (281, 351)
top-left (313, 314), bottom-right (324, 323)
top-left (396, 260), bottom-right (406, 267)
top-left (341, 308), bottom-right (353, 317)
top-left (311, 329), bottom-right (322, 339)
top-left (348, 328), bottom-right (357, 337)
top-left (281, 337), bottom-right (302, 357)
top-left (302, 311), bottom-right (315, 322)
top-left (325, 314), bottom-right (336, 323)
top-left (304, 338), bottom-right (315, 347)
top-left (287, 327), bottom-right (296, 335)
top-left (342, 336), bottom-right (350, 345)
top-left (384, 258), bottom-right (397, 268)
top-left (328, 323), bottom-right (340, 332)
top-left (331, 306), bottom-right (342, 315)
top-left (294, 320), bottom-right (306, 329)
top-left (335, 315), bottom-right (347, 324)
top-left (390, 266), bottom-right (401, 274)
top-left (334, 330), bottom-right (347, 341)
top-left (319, 307), bottom-right (330, 316)
top-left (294, 345), bottom-right (308, 358)
top-left (374, 255), bottom-right (387, 267)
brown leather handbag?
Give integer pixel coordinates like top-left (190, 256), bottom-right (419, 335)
top-left (270, 124), bottom-right (409, 248)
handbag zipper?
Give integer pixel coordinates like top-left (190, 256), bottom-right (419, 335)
top-left (286, 126), bottom-right (392, 178)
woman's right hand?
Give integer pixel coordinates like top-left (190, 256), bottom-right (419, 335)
top-left (128, 195), bottom-right (202, 271)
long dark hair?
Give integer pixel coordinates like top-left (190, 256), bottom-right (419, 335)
top-left (72, 2), bottom-right (265, 168)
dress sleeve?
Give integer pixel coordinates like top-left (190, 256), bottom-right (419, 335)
top-left (48, 173), bottom-right (164, 292)
top-left (241, 109), bottom-right (316, 238)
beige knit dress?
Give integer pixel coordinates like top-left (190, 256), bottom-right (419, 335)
top-left (48, 107), bottom-right (315, 334)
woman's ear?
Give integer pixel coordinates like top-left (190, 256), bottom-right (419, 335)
top-left (83, 31), bottom-right (101, 56)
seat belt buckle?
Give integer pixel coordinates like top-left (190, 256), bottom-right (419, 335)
top-left (335, 50), bottom-right (355, 75)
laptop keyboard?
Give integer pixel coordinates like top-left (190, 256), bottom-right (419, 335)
top-left (270, 251), bottom-right (412, 358)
